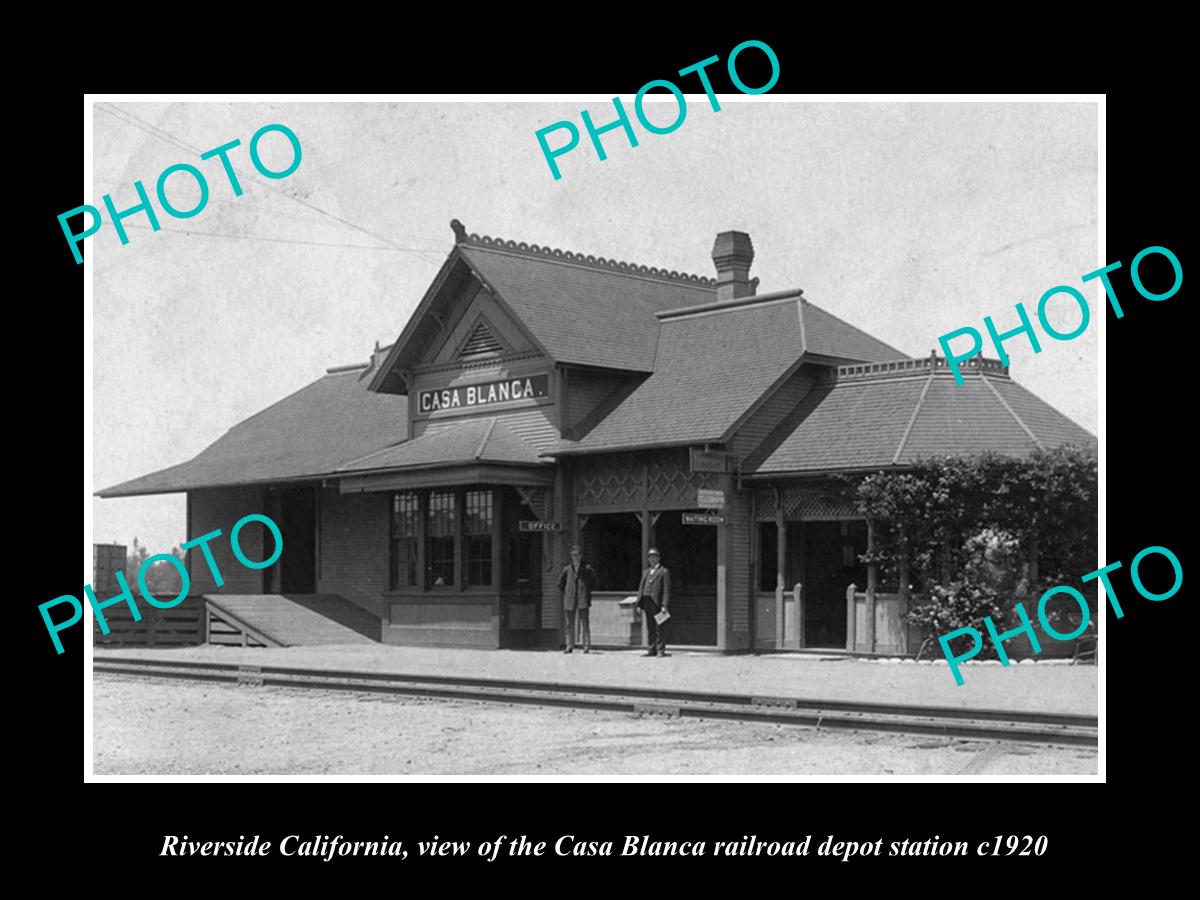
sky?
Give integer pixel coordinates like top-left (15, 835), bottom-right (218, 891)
top-left (90, 99), bottom-right (1099, 556)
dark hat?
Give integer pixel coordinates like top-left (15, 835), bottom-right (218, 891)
top-left (569, 544), bottom-right (583, 553)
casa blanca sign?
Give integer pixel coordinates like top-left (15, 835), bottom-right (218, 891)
top-left (418, 373), bottom-right (550, 414)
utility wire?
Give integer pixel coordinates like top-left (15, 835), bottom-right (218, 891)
top-left (100, 102), bottom-right (446, 262)
top-left (94, 103), bottom-right (443, 265)
top-left (119, 221), bottom-right (423, 253)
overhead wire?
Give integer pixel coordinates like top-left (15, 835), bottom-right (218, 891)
top-left (117, 221), bottom-right (429, 253)
top-left (93, 102), bottom-right (444, 265)
top-left (100, 102), bottom-right (446, 262)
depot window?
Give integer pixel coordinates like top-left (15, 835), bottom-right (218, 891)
top-left (389, 492), bottom-right (419, 589)
top-left (387, 486), bottom-right (507, 593)
top-left (464, 490), bottom-right (493, 587)
top-left (427, 490), bottom-right (457, 587)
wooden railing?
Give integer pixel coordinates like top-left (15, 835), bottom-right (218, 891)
top-left (92, 595), bottom-right (204, 647)
top-left (845, 585), bottom-right (927, 655)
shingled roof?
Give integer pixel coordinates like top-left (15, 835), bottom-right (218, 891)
top-left (457, 233), bottom-right (716, 373)
top-left (337, 416), bottom-right (548, 473)
top-left (97, 367), bottom-right (408, 497)
top-left (549, 291), bottom-right (907, 455)
top-left (99, 222), bottom-right (1093, 499)
top-left (745, 356), bottom-right (1097, 476)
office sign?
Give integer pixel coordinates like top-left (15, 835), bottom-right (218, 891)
top-left (696, 488), bottom-right (726, 509)
top-left (519, 520), bottom-right (562, 532)
top-left (683, 513), bottom-right (725, 526)
top-left (418, 373), bottom-right (549, 414)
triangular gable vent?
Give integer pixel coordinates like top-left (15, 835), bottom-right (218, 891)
top-left (459, 321), bottom-right (503, 358)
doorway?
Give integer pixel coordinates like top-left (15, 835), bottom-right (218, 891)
top-left (580, 512), bottom-right (641, 593)
top-left (650, 511), bottom-right (718, 646)
top-left (499, 487), bottom-right (544, 647)
top-left (801, 521), bottom-right (866, 648)
top-left (277, 487), bottom-right (317, 594)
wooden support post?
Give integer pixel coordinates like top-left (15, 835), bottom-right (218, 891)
top-left (639, 507), bottom-right (651, 648)
top-left (793, 582), bottom-right (804, 649)
top-left (898, 537), bottom-right (910, 654)
top-left (845, 582), bottom-right (857, 652)
top-left (492, 487), bottom-right (504, 645)
top-left (774, 488), bottom-right (786, 649)
top-left (865, 518), bottom-right (877, 654)
top-left (549, 468), bottom-right (567, 632)
top-left (793, 520), bottom-right (806, 649)
top-left (716, 517), bottom-right (729, 652)
top-left (773, 583), bottom-right (783, 650)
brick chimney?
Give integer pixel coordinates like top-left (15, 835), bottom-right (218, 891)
top-left (711, 231), bottom-right (755, 302)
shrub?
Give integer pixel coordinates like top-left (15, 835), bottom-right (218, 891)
top-left (907, 528), bottom-right (1029, 650)
top-left (849, 446), bottom-right (1096, 639)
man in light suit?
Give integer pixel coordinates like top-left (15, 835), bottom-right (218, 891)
top-left (637, 548), bottom-right (670, 657)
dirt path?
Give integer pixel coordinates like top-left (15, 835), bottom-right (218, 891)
top-left (93, 675), bottom-right (1097, 776)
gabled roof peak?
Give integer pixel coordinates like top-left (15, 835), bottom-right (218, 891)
top-left (450, 218), bottom-right (717, 288)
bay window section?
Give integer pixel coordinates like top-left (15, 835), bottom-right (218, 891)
top-left (464, 489), bottom-right (494, 587)
top-left (387, 486), bottom-right (502, 593)
top-left (389, 492), bottom-right (419, 590)
top-left (427, 490), bottom-right (457, 588)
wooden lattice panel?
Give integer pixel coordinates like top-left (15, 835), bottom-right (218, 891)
top-left (575, 449), bottom-right (718, 508)
top-left (575, 453), bottom-right (641, 508)
top-left (646, 452), bottom-right (701, 504)
top-left (783, 486), bottom-right (858, 520)
top-left (755, 489), bottom-right (777, 518)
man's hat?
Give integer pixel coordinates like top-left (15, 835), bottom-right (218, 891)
top-left (569, 544), bottom-right (583, 553)
top-left (648, 548), bottom-right (661, 556)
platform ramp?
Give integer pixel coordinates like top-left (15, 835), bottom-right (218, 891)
top-left (203, 594), bottom-right (379, 647)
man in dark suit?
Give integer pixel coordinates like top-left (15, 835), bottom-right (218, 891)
top-left (558, 544), bottom-right (598, 653)
top-left (637, 548), bottom-right (670, 657)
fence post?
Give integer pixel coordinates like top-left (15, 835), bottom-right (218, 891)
top-left (793, 582), bottom-right (803, 649)
top-left (845, 582), bottom-right (857, 651)
top-left (865, 518), bottom-right (877, 653)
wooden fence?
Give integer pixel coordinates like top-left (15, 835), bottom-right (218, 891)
top-left (91, 594), bottom-right (205, 647)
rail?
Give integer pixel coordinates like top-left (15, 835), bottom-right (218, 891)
top-left (93, 656), bottom-right (1098, 748)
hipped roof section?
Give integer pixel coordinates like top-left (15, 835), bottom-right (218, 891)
top-left (336, 416), bottom-right (548, 473)
top-left (97, 368), bottom-right (406, 498)
top-left (548, 291), bottom-right (906, 455)
top-left (745, 357), bottom-right (1097, 475)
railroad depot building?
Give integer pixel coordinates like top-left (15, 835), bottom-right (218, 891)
top-left (99, 221), bottom-right (1096, 654)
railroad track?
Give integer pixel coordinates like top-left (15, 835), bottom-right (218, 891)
top-left (93, 656), bottom-right (1098, 748)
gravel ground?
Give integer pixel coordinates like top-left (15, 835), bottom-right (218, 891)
top-left (93, 675), bottom-right (1097, 776)
top-left (93, 645), bottom-right (1098, 715)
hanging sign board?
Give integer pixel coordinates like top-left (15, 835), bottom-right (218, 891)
top-left (519, 520), bottom-right (562, 532)
top-left (683, 513), bottom-right (725, 526)
top-left (695, 488), bottom-right (726, 509)
top-left (690, 447), bottom-right (733, 473)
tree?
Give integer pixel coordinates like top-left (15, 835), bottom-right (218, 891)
top-left (851, 447), bottom-right (1097, 640)
top-left (125, 539), bottom-right (187, 598)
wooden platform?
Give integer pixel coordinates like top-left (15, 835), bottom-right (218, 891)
top-left (204, 594), bottom-right (379, 647)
